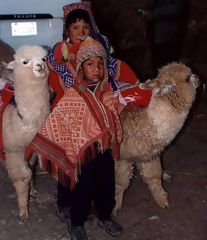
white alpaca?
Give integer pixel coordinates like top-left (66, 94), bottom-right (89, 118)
top-left (2, 45), bottom-right (50, 220)
top-left (114, 63), bottom-right (199, 214)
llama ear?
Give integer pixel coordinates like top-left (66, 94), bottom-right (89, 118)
top-left (0, 79), bottom-right (6, 90)
top-left (154, 84), bottom-right (173, 97)
top-left (1, 61), bottom-right (8, 67)
top-left (139, 79), bottom-right (157, 89)
top-left (6, 61), bottom-right (15, 70)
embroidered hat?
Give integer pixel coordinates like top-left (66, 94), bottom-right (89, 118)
top-left (76, 37), bottom-right (107, 74)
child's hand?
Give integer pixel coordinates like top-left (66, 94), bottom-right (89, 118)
top-left (61, 42), bottom-right (69, 61)
top-left (61, 42), bottom-right (75, 62)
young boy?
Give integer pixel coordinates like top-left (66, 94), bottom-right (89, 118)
top-left (59, 37), bottom-right (123, 240)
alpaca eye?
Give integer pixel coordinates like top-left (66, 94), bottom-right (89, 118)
top-left (186, 75), bottom-right (191, 82)
top-left (23, 59), bottom-right (29, 64)
top-left (42, 57), bottom-right (47, 62)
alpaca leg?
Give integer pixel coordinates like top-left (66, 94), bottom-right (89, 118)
top-left (113, 160), bottom-right (133, 215)
top-left (30, 179), bottom-right (39, 198)
top-left (137, 157), bottom-right (169, 208)
top-left (28, 152), bottom-right (39, 198)
top-left (5, 151), bottom-right (32, 221)
top-left (163, 171), bottom-right (171, 182)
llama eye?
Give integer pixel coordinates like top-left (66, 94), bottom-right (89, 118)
top-left (23, 59), bottom-right (29, 64)
top-left (42, 57), bottom-right (47, 62)
top-left (186, 75), bottom-right (191, 82)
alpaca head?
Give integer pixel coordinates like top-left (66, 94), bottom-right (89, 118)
top-left (139, 62), bottom-right (199, 98)
top-left (11, 45), bottom-right (49, 81)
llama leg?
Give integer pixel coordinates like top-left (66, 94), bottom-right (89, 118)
top-left (28, 152), bottom-right (39, 198)
top-left (163, 171), bottom-right (171, 182)
top-left (30, 178), bottom-right (39, 198)
top-left (137, 157), bottom-right (169, 208)
top-left (5, 151), bottom-right (32, 221)
top-left (113, 160), bottom-right (133, 215)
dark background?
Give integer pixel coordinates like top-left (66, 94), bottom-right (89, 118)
top-left (91, 0), bottom-right (207, 81)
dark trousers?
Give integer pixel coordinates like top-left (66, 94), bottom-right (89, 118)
top-left (57, 149), bottom-right (116, 227)
top-left (57, 181), bottom-right (72, 209)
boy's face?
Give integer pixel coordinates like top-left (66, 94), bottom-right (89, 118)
top-left (67, 19), bottom-right (91, 43)
top-left (82, 56), bottom-right (104, 84)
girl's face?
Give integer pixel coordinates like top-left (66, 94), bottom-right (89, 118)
top-left (82, 56), bottom-right (104, 84)
top-left (67, 19), bottom-right (91, 43)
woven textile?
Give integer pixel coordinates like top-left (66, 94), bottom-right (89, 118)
top-left (47, 51), bottom-right (75, 88)
top-left (36, 80), bottom-right (122, 186)
top-left (40, 87), bottom-right (105, 165)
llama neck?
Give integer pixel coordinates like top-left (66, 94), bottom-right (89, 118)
top-left (14, 77), bottom-right (50, 126)
top-left (147, 88), bottom-right (195, 143)
top-left (164, 88), bottom-right (195, 114)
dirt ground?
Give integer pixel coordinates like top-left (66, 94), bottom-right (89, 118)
top-left (0, 80), bottom-right (207, 240)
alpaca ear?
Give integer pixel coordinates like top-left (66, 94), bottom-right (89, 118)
top-left (6, 61), bottom-right (15, 70)
top-left (0, 79), bottom-right (6, 90)
top-left (154, 84), bottom-right (173, 97)
top-left (139, 79), bottom-right (157, 89)
top-left (1, 61), bottom-right (8, 68)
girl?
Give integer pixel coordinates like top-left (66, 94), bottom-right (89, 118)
top-left (47, 1), bottom-right (152, 107)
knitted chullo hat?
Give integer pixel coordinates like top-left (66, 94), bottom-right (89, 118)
top-left (76, 37), bottom-right (108, 81)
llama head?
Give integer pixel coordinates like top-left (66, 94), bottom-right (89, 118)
top-left (139, 62), bottom-right (199, 97)
top-left (12, 45), bottom-right (49, 80)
